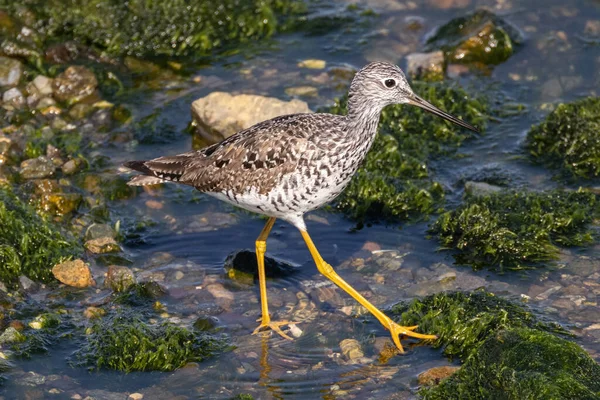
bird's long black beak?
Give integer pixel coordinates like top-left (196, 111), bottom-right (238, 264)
top-left (407, 94), bottom-right (480, 133)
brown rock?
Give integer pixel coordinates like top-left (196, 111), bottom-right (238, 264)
top-left (105, 265), bottom-right (136, 292)
top-left (84, 306), bottom-right (106, 319)
top-left (52, 66), bottom-right (98, 104)
top-left (52, 259), bottom-right (95, 288)
top-left (418, 366), bottom-right (461, 386)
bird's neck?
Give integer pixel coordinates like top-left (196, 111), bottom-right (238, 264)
top-left (344, 95), bottom-right (383, 148)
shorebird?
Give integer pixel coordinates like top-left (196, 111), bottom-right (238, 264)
top-left (124, 61), bottom-right (478, 352)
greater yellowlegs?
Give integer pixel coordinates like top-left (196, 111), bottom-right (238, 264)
top-left (124, 61), bottom-right (479, 352)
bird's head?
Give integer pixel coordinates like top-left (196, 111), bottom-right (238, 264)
top-left (348, 61), bottom-right (479, 132)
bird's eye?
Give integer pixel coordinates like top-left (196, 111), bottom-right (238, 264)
top-left (384, 79), bottom-right (396, 88)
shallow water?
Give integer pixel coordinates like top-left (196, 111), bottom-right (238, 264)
top-left (3, 0), bottom-right (600, 398)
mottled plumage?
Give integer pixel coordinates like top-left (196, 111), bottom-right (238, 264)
top-left (125, 62), bottom-right (477, 229)
top-left (124, 62), bottom-right (479, 351)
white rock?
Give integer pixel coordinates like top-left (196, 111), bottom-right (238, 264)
top-left (191, 92), bottom-right (311, 141)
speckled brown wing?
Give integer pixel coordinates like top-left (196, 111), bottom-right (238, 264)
top-left (125, 113), bottom-right (332, 195)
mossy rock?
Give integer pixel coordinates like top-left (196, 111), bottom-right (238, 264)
top-left (392, 291), bottom-right (598, 399)
top-left (421, 328), bottom-right (600, 400)
top-left (429, 190), bottom-right (599, 271)
top-left (425, 9), bottom-right (523, 67)
top-left (391, 290), bottom-right (566, 360)
top-left (329, 81), bottom-right (488, 221)
top-left (0, 0), bottom-right (306, 59)
top-left (0, 187), bottom-right (81, 289)
top-left (75, 314), bottom-right (228, 372)
top-left (526, 97), bottom-right (600, 179)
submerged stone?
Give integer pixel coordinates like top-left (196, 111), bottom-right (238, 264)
top-left (526, 96), bottom-right (600, 179)
top-left (405, 51), bottom-right (445, 81)
top-left (191, 92), bottom-right (311, 142)
top-left (425, 9), bottom-right (523, 67)
top-left (85, 237), bottom-right (121, 254)
top-left (104, 265), bottom-right (136, 292)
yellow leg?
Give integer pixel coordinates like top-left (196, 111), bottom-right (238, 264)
top-left (300, 230), bottom-right (436, 353)
top-left (252, 217), bottom-right (293, 340)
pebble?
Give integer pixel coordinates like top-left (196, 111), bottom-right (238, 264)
top-left (105, 265), bottom-right (136, 292)
top-left (53, 66), bottom-right (98, 104)
top-left (405, 51), bottom-right (445, 81)
top-left (2, 87), bottom-right (25, 107)
top-left (129, 394), bottom-right (144, 400)
top-left (297, 59), bottom-right (327, 69)
top-left (285, 86), bottom-right (318, 97)
top-left (85, 223), bottom-right (116, 241)
top-left (339, 338), bottom-right (364, 362)
top-left (20, 156), bottom-right (56, 179)
top-left (52, 259), bottom-right (95, 288)
top-left (83, 306), bottom-right (106, 319)
top-left (84, 237), bottom-right (121, 254)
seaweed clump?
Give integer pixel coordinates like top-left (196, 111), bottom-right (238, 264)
top-left (76, 314), bottom-right (228, 372)
top-left (391, 291), bottom-right (600, 399)
top-left (0, 0), bottom-right (305, 58)
top-left (0, 187), bottom-right (81, 288)
top-left (430, 190), bottom-right (598, 271)
top-left (330, 81), bottom-right (487, 222)
top-left (526, 97), bottom-right (600, 179)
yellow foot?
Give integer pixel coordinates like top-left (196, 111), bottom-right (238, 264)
top-left (252, 319), bottom-right (295, 341)
top-left (387, 321), bottom-right (437, 353)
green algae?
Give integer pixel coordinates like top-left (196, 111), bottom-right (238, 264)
top-left (391, 291), bottom-right (598, 399)
top-left (76, 314), bottom-right (228, 372)
top-left (430, 190), bottom-right (599, 271)
top-left (391, 291), bottom-right (566, 360)
top-left (113, 282), bottom-right (167, 307)
top-left (421, 328), bottom-right (600, 400)
top-left (425, 9), bottom-right (523, 67)
top-left (329, 81), bottom-right (488, 222)
top-left (0, 187), bottom-right (81, 289)
top-left (526, 97), bottom-right (600, 179)
top-left (8, 311), bottom-right (73, 359)
top-left (0, 0), bottom-right (306, 59)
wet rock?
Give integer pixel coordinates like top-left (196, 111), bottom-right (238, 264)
top-left (224, 250), bottom-right (300, 282)
top-left (193, 316), bottom-right (218, 331)
top-left (298, 59), bottom-right (326, 69)
top-left (85, 223), bottom-right (116, 241)
top-left (191, 92), bottom-right (311, 142)
top-left (30, 75), bottom-right (53, 96)
top-left (85, 237), bottom-right (121, 254)
top-left (0, 56), bottom-right (22, 87)
top-left (20, 156), bottom-right (55, 179)
top-left (205, 282), bottom-right (234, 309)
top-left (540, 76), bottom-right (582, 99)
top-left (68, 103), bottom-right (93, 120)
top-left (52, 66), bottom-right (98, 104)
top-left (19, 275), bottom-right (38, 292)
top-left (406, 51), bottom-right (445, 81)
top-left (2, 87), bottom-right (25, 107)
top-left (285, 86), bottom-right (318, 97)
top-left (339, 338), bottom-right (364, 362)
top-left (0, 326), bottom-right (24, 344)
top-left (61, 158), bottom-right (83, 175)
top-left (425, 10), bottom-right (523, 67)
top-left (418, 366), bottom-right (461, 386)
top-left (584, 20), bottom-right (600, 37)
top-left (52, 259), bottom-right (95, 288)
top-left (0, 133), bottom-right (19, 166)
top-left (40, 192), bottom-right (82, 215)
top-left (83, 306), bottom-right (106, 319)
top-left (464, 181), bottom-right (503, 196)
top-left (36, 97), bottom-right (57, 110)
top-left (105, 265), bottom-right (136, 292)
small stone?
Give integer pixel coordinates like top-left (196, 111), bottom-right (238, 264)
top-left (0, 56), bottom-right (23, 87)
top-left (289, 323), bottom-right (303, 338)
top-left (297, 59), bottom-right (327, 69)
top-left (36, 97), bottom-right (57, 110)
top-left (285, 86), bottom-right (318, 97)
top-left (85, 223), bottom-right (116, 241)
top-left (61, 159), bottom-right (82, 175)
top-left (418, 366), bottom-right (461, 386)
top-left (193, 316), bottom-right (218, 331)
top-left (40, 193), bottom-right (82, 215)
top-left (52, 259), bottom-right (95, 288)
top-left (464, 181), bottom-right (503, 196)
top-left (145, 199), bottom-right (163, 209)
top-left (584, 20), bottom-right (600, 36)
top-left (20, 156), bottom-right (55, 179)
top-left (339, 338), bottom-right (364, 362)
top-left (85, 237), bottom-right (121, 254)
top-left (406, 51), bottom-right (445, 81)
top-left (53, 66), bottom-right (98, 104)
top-left (3, 87), bottom-right (25, 107)
top-left (105, 265), bottom-right (136, 292)
top-left (129, 394), bottom-right (144, 400)
top-left (68, 103), bottom-right (93, 120)
top-left (19, 275), bottom-right (38, 292)
top-left (83, 306), bottom-right (106, 319)
top-left (31, 75), bottom-right (53, 96)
